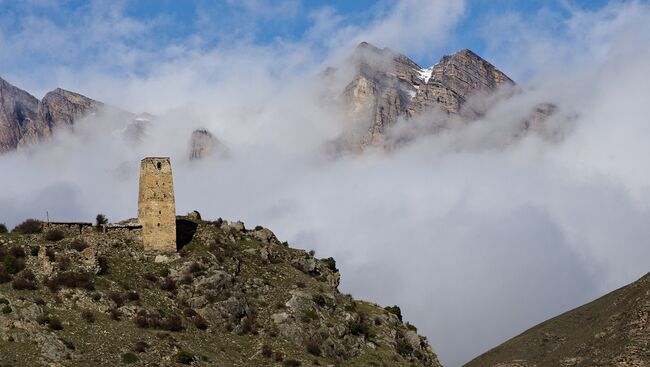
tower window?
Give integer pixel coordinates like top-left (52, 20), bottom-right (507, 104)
top-left (157, 162), bottom-right (162, 170)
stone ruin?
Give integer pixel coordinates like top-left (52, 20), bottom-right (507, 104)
top-left (41, 157), bottom-right (178, 253)
top-left (138, 157), bottom-right (177, 253)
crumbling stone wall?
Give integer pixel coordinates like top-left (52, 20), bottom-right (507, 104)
top-left (138, 157), bottom-right (176, 252)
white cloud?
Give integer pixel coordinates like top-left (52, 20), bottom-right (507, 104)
top-left (2, 1), bottom-right (650, 366)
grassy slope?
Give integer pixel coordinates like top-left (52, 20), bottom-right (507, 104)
top-left (464, 272), bottom-right (650, 367)
top-left (0, 220), bottom-right (439, 367)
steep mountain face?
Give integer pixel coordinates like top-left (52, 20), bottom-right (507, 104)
top-left (336, 43), bottom-right (515, 150)
top-left (465, 272), bottom-right (650, 367)
top-left (0, 78), bottom-right (40, 152)
top-left (0, 216), bottom-right (442, 366)
top-left (0, 79), bottom-right (101, 152)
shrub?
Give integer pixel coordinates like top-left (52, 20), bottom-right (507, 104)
top-left (312, 294), bottom-right (327, 307)
top-left (274, 351), bottom-right (284, 362)
top-left (0, 223), bottom-right (7, 233)
top-left (158, 268), bottom-right (170, 277)
top-left (121, 352), bottom-right (138, 364)
top-left (30, 246), bottom-right (40, 256)
top-left (62, 339), bottom-right (75, 350)
top-left (160, 278), bottom-right (177, 292)
top-left (175, 351), bottom-right (194, 365)
top-left (46, 271), bottom-right (95, 292)
top-left (70, 239), bottom-right (88, 252)
top-left (133, 341), bottom-right (148, 353)
top-left (95, 214), bottom-right (108, 228)
top-left (350, 313), bottom-right (370, 337)
top-left (163, 315), bottom-right (184, 332)
top-left (57, 255), bottom-right (71, 271)
top-left (194, 315), bottom-right (208, 330)
top-left (180, 274), bottom-right (193, 285)
top-left (143, 272), bottom-right (158, 282)
top-left (300, 310), bottom-right (318, 323)
top-left (384, 305), bottom-right (403, 321)
top-left (241, 315), bottom-right (257, 335)
top-left (12, 219), bottom-right (42, 234)
top-left (0, 265), bottom-right (11, 283)
top-left (10, 246), bottom-right (25, 258)
top-left (126, 291), bottom-right (140, 302)
top-left (81, 310), bottom-right (95, 323)
top-left (261, 344), bottom-right (273, 358)
top-left (305, 339), bottom-right (322, 356)
top-left (3, 255), bottom-right (25, 275)
top-left (321, 257), bottom-right (337, 272)
top-left (97, 256), bottom-right (109, 275)
top-left (109, 292), bottom-right (125, 307)
top-left (396, 337), bottom-right (413, 356)
top-left (48, 317), bottom-right (64, 330)
top-left (36, 314), bottom-right (50, 325)
top-left (0, 298), bottom-right (8, 304)
top-left (186, 261), bottom-right (202, 274)
top-left (44, 229), bottom-right (64, 242)
top-left (109, 308), bottom-right (122, 321)
top-left (12, 270), bottom-right (37, 290)
top-left (1, 305), bottom-right (12, 314)
top-left (308, 249), bottom-right (316, 257)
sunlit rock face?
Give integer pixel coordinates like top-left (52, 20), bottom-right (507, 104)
top-left (331, 42), bottom-right (517, 151)
top-left (0, 77), bottom-right (40, 152)
top-left (0, 79), bottom-right (102, 151)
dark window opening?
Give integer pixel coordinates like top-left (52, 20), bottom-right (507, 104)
top-left (157, 223), bottom-right (160, 227)
top-left (157, 162), bottom-right (162, 170)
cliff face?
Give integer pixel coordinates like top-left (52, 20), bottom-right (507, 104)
top-left (464, 272), bottom-right (650, 367)
top-left (0, 78), bottom-right (40, 151)
top-left (335, 43), bottom-right (516, 150)
top-left (0, 79), bottom-right (101, 152)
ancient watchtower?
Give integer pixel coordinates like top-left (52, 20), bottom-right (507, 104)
top-left (138, 157), bottom-right (176, 252)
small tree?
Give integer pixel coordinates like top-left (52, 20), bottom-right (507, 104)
top-left (0, 223), bottom-right (7, 233)
top-left (13, 219), bottom-right (43, 234)
top-left (95, 214), bottom-right (108, 229)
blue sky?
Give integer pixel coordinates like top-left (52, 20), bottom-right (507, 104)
top-left (0, 0), bottom-right (613, 69)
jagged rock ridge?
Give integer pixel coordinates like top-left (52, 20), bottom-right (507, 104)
top-left (0, 78), bottom-right (102, 152)
top-left (465, 272), bottom-right (650, 367)
top-left (335, 42), bottom-right (516, 150)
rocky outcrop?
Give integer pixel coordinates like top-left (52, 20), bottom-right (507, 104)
top-left (189, 129), bottom-right (216, 160)
top-left (0, 217), bottom-right (443, 366)
top-left (464, 272), bottom-right (650, 367)
top-left (333, 43), bottom-right (519, 150)
top-left (0, 79), bottom-right (101, 152)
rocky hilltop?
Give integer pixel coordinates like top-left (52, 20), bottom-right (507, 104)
top-left (0, 216), bottom-right (441, 367)
top-left (331, 42), bottom-right (516, 150)
top-left (465, 272), bottom-right (650, 367)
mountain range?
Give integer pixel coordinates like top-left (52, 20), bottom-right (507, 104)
top-left (1, 42), bottom-right (554, 157)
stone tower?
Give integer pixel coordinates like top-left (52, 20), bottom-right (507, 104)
top-left (138, 157), bottom-right (176, 252)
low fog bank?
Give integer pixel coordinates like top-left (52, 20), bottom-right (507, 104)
top-left (2, 2), bottom-right (650, 366)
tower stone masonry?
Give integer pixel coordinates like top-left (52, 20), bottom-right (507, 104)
top-left (138, 157), bottom-right (176, 252)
